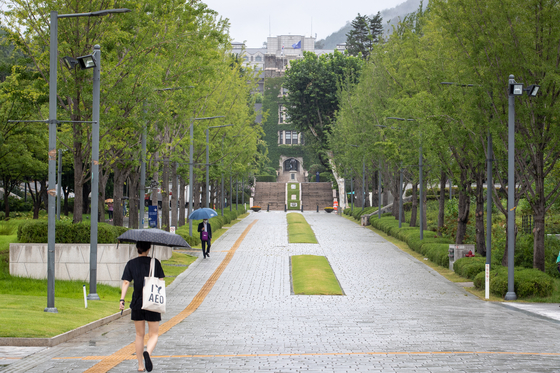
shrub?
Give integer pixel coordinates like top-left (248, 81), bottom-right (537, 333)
top-left (474, 266), bottom-right (554, 298)
top-left (256, 175), bottom-right (276, 182)
top-left (17, 221), bottom-right (124, 243)
top-left (423, 244), bottom-right (450, 267)
top-left (454, 257), bottom-right (486, 280)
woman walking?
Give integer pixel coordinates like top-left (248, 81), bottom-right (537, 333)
top-left (120, 241), bottom-right (165, 372)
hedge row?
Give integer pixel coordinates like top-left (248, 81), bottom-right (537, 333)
top-left (473, 266), bottom-right (554, 298)
top-left (364, 214), bottom-right (555, 299)
top-left (16, 206), bottom-right (247, 247)
top-left (17, 221), bottom-right (128, 243)
top-left (176, 206), bottom-right (247, 246)
top-left (256, 175), bottom-right (276, 182)
top-left (367, 214), bottom-right (454, 269)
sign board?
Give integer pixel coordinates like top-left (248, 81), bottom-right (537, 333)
top-left (170, 226), bottom-right (176, 234)
top-left (148, 206), bottom-right (158, 228)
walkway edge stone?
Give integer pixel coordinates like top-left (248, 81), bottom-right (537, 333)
top-left (0, 309), bottom-right (131, 347)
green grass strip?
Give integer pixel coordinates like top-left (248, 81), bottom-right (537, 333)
top-left (291, 255), bottom-right (344, 295)
top-left (287, 213), bottom-right (317, 243)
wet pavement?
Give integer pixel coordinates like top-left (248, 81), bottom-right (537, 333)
top-left (2, 211), bottom-right (560, 372)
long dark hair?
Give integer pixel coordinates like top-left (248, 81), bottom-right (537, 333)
top-left (136, 241), bottom-right (151, 254)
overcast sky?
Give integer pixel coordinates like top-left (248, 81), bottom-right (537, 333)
top-left (203, 0), bottom-right (406, 47)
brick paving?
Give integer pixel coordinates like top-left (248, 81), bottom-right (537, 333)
top-left (2, 211), bottom-right (560, 372)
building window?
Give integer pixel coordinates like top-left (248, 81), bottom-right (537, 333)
top-left (250, 56), bottom-right (254, 61)
top-left (278, 131), bottom-right (283, 144)
top-left (278, 104), bottom-right (284, 124)
top-left (243, 56), bottom-right (248, 61)
top-left (292, 131), bottom-right (298, 145)
top-left (285, 131), bottom-right (291, 145)
top-left (255, 55), bottom-right (262, 62)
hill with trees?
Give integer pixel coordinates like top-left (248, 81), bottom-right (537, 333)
top-left (315, 0), bottom-right (425, 49)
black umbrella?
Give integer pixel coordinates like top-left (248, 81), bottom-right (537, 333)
top-left (117, 228), bottom-right (191, 248)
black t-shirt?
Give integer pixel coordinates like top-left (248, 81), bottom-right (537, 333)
top-left (122, 256), bottom-right (165, 310)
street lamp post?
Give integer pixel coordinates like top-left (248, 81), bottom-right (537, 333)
top-left (46, 8), bottom-right (130, 313)
top-left (206, 124), bottom-right (233, 208)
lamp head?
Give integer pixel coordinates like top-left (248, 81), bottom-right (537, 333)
top-left (62, 56), bottom-right (79, 70)
top-left (77, 54), bottom-right (96, 69)
top-left (510, 83), bottom-right (524, 96)
top-left (526, 84), bottom-right (540, 97)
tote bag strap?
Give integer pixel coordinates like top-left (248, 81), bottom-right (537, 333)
top-left (148, 256), bottom-right (155, 278)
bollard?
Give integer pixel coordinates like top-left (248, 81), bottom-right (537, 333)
top-left (285, 204), bottom-right (287, 212)
top-left (267, 204), bottom-right (269, 212)
top-left (301, 204), bottom-right (303, 213)
top-left (317, 205), bottom-right (319, 213)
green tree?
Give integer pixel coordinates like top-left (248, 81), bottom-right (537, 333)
top-left (346, 12), bottom-right (383, 59)
top-left (283, 50), bottom-right (362, 200)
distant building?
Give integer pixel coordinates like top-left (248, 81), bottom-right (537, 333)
top-left (232, 36), bottom-right (335, 180)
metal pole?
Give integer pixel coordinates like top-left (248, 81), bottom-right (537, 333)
top-left (419, 132), bottom-right (423, 240)
top-left (57, 149), bottom-right (62, 220)
top-left (205, 128), bottom-right (209, 208)
top-left (88, 45), bottom-right (101, 301)
top-left (46, 10), bottom-right (58, 313)
top-left (351, 177), bottom-right (354, 213)
top-left (378, 164), bottom-right (381, 219)
top-left (221, 137), bottom-right (224, 217)
top-left (242, 176), bottom-right (245, 206)
top-left (362, 158), bottom-right (365, 210)
top-left (486, 132), bottom-right (493, 266)
top-left (139, 101), bottom-right (147, 229)
top-left (236, 176), bottom-right (238, 210)
top-left (505, 75), bottom-right (517, 300)
top-left (189, 121), bottom-right (194, 236)
top-left (399, 166), bottom-right (403, 228)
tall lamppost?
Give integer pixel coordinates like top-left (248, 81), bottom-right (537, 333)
top-left (387, 117), bottom-right (422, 239)
top-left (46, 8), bottom-right (130, 312)
top-left (504, 75), bottom-right (539, 300)
top-left (206, 124), bottom-right (233, 208)
top-left (189, 116), bottom-right (224, 236)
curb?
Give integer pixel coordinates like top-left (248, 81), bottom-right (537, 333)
top-left (0, 309), bottom-right (131, 347)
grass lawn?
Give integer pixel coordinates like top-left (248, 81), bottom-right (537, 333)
top-left (0, 223), bottom-right (196, 338)
top-left (291, 255), bottom-right (343, 295)
top-left (287, 213), bottom-right (318, 244)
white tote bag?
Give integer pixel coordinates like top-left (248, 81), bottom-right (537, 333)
top-left (142, 257), bottom-right (166, 314)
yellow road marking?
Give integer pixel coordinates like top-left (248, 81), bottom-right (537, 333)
top-left (81, 220), bottom-right (258, 373)
top-left (56, 350), bottom-right (560, 361)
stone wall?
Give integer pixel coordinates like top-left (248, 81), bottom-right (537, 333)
top-left (9, 244), bottom-right (172, 288)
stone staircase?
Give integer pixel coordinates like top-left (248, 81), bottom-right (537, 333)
top-left (301, 182), bottom-right (333, 211)
top-left (253, 182), bottom-right (286, 211)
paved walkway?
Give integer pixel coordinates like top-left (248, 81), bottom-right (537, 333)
top-left (3, 212), bottom-right (560, 372)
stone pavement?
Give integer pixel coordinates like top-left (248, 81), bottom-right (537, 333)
top-left (3, 211), bottom-right (560, 372)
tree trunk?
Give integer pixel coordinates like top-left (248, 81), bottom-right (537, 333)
top-left (474, 169), bottom-right (486, 256)
top-left (438, 170), bottom-right (446, 236)
top-left (455, 168), bottom-right (470, 244)
top-left (129, 170), bottom-right (139, 229)
top-left (98, 166), bottom-right (112, 223)
top-left (82, 182), bottom-right (90, 215)
top-left (391, 168), bottom-right (400, 219)
top-left (179, 176), bottom-right (186, 227)
top-left (193, 179), bottom-right (201, 211)
top-left (533, 205), bottom-right (546, 271)
top-left (112, 167), bottom-right (127, 227)
top-left (151, 152), bottom-right (159, 212)
top-left (72, 145), bottom-right (84, 223)
top-left (161, 158), bottom-right (170, 231)
top-left (410, 183), bottom-right (418, 227)
top-left (171, 162), bottom-right (178, 229)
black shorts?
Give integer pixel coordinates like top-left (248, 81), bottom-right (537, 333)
top-left (131, 308), bottom-right (161, 322)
